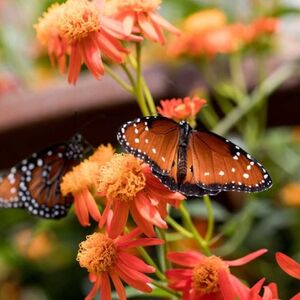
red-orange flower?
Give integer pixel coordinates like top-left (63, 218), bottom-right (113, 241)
top-left (35, 0), bottom-right (142, 84)
top-left (166, 249), bottom-right (267, 300)
top-left (61, 144), bottom-right (114, 226)
top-left (98, 153), bottom-right (185, 237)
top-left (77, 226), bottom-right (163, 299)
top-left (276, 252), bottom-right (300, 280)
top-left (157, 96), bottom-right (206, 125)
top-left (106, 0), bottom-right (180, 44)
top-left (34, 3), bottom-right (68, 73)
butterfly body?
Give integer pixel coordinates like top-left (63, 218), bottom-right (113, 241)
top-left (117, 116), bottom-right (272, 197)
top-left (0, 134), bottom-right (91, 219)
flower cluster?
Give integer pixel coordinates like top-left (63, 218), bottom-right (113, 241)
top-left (169, 8), bottom-right (278, 59)
top-left (35, 0), bottom-right (180, 83)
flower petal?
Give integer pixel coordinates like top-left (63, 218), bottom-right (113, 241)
top-left (291, 292), bottom-right (300, 300)
top-left (85, 276), bottom-right (101, 300)
top-left (101, 272), bottom-right (111, 300)
top-left (68, 44), bottom-right (82, 84)
top-left (228, 274), bottom-right (250, 300)
top-left (167, 251), bottom-right (204, 267)
top-left (137, 12), bottom-right (160, 42)
top-left (110, 271), bottom-right (126, 300)
top-left (226, 249), bottom-right (268, 267)
top-left (276, 252), bottom-right (300, 279)
top-left (122, 11), bottom-right (135, 36)
top-left (118, 237), bottom-right (164, 249)
top-left (83, 189), bottom-right (101, 222)
top-left (108, 201), bottom-right (129, 239)
top-left (219, 269), bottom-right (238, 300)
top-left (135, 192), bottom-right (167, 228)
top-left (148, 12), bottom-right (181, 35)
top-left (118, 251), bottom-right (155, 273)
top-left (75, 193), bottom-right (90, 226)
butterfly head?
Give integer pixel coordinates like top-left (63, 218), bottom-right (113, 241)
top-left (66, 134), bottom-right (93, 161)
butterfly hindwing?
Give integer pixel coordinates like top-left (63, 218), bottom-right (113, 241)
top-left (0, 134), bottom-right (90, 219)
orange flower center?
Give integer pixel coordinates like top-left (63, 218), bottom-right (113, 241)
top-left (34, 3), bottom-right (65, 46)
top-left (77, 233), bottom-right (117, 274)
top-left (192, 256), bottom-right (228, 294)
top-left (58, 0), bottom-right (101, 42)
top-left (98, 154), bottom-right (146, 202)
top-left (110, 0), bottom-right (161, 12)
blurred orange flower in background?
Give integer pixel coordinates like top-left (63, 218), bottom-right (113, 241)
top-left (105, 0), bottom-right (180, 44)
top-left (168, 9), bottom-right (278, 59)
top-left (279, 182), bottom-right (300, 207)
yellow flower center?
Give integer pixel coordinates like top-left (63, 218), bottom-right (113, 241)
top-left (34, 3), bottom-right (65, 46)
top-left (77, 233), bottom-right (117, 274)
top-left (58, 0), bottom-right (101, 42)
top-left (192, 256), bottom-right (228, 294)
top-left (98, 154), bottom-right (146, 202)
top-left (60, 160), bottom-right (99, 196)
top-left (108, 0), bottom-right (161, 12)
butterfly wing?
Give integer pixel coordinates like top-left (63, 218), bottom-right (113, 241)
top-left (182, 130), bottom-right (272, 195)
top-left (117, 116), bottom-right (182, 190)
top-left (0, 134), bottom-right (90, 219)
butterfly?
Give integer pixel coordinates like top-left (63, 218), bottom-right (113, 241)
top-left (117, 116), bottom-right (272, 197)
top-left (0, 134), bottom-right (92, 219)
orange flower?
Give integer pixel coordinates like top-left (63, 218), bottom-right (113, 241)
top-left (34, 3), bottom-right (68, 73)
top-left (77, 227), bottom-right (163, 299)
top-left (252, 17), bottom-right (278, 37)
top-left (106, 0), bottom-right (180, 44)
top-left (98, 153), bottom-right (185, 237)
top-left (61, 144), bottom-right (114, 226)
top-left (35, 0), bottom-right (142, 84)
top-left (280, 182), bottom-right (300, 207)
top-left (157, 96), bottom-right (206, 126)
top-left (166, 249), bottom-right (267, 299)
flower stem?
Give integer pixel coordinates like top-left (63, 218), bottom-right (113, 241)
top-left (141, 77), bottom-right (157, 115)
top-left (152, 280), bottom-right (181, 298)
top-left (213, 64), bottom-right (296, 136)
top-left (166, 216), bottom-right (193, 238)
top-left (135, 42), bottom-right (150, 116)
top-left (104, 64), bottom-right (134, 94)
top-left (156, 228), bottom-right (169, 272)
top-left (137, 246), bottom-right (166, 281)
top-left (179, 202), bottom-right (211, 255)
top-left (203, 195), bottom-right (214, 242)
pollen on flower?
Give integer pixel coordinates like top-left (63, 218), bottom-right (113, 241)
top-left (34, 3), bottom-right (65, 46)
top-left (192, 256), bottom-right (228, 294)
top-left (77, 233), bottom-right (117, 274)
top-left (98, 154), bottom-right (146, 202)
top-left (88, 144), bottom-right (115, 165)
top-left (58, 0), bottom-right (101, 42)
top-left (110, 0), bottom-right (161, 12)
top-left (60, 160), bottom-right (99, 196)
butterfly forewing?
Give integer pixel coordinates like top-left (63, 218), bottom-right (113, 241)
top-left (117, 116), bottom-right (180, 177)
top-left (186, 131), bottom-right (272, 193)
top-left (0, 134), bottom-right (90, 219)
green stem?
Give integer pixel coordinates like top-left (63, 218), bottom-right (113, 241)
top-left (120, 63), bottom-right (135, 87)
top-left (152, 280), bottom-right (181, 298)
top-left (142, 77), bottom-right (157, 115)
top-left (213, 64), bottom-right (296, 136)
top-left (156, 228), bottom-right (169, 272)
top-left (135, 42), bottom-right (150, 116)
top-left (166, 216), bottom-right (193, 238)
top-left (203, 195), bottom-right (214, 242)
top-left (179, 202), bottom-right (211, 255)
top-left (138, 246), bottom-right (166, 281)
top-left (104, 64), bottom-right (133, 94)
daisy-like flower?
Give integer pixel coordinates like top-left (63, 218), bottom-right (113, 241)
top-left (98, 153), bottom-right (185, 238)
top-left (34, 3), bottom-right (68, 73)
top-left (106, 0), bottom-right (180, 44)
top-left (77, 226), bottom-right (163, 300)
top-left (276, 252), bottom-right (300, 280)
top-left (35, 0), bottom-right (142, 84)
top-left (61, 144), bottom-right (114, 226)
top-left (166, 249), bottom-right (267, 300)
top-left (157, 96), bottom-right (206, 127)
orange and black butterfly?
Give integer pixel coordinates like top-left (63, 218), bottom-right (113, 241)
top-left (117, 116), bottom-right (272, 197)
top-left (0, 134), bottom-right (92, 219)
